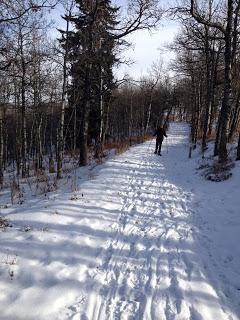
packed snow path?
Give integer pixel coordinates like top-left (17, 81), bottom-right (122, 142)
top-left (1, 123), bottom-right (239, 320)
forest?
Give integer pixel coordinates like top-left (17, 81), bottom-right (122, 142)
top-left (1, 0), bottom-right (240, 184)
top-left (1, 1), bottom-right (240, 319)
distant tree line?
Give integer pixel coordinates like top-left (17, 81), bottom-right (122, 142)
top-left (3, 0), bottom-right (238, 186)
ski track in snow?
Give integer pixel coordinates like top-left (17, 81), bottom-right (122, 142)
top-left (0, 122), bottom-right (240, 320)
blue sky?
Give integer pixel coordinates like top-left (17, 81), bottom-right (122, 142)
top-left (112, 0), bottom-right (180, 78)
top-left (115, 19), bottom-right (179, 79)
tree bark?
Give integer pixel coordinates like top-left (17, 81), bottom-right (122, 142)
top-left (20, 46), bottom-right (28, 178)
top-left (0, 107), bottom-right (4, 185)
top-left (79, 63), bottom-right (92, 166)
top-left (228, 91), bottom-right (240, 141)
top-left (57, 14), bottom-right (70, 178)
top-left (236, 131), bottom-right (240, 160)
top-left (218, 1), bottom-right (233, 162)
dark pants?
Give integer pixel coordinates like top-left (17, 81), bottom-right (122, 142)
top-left (155, 139), bottom-right (163, 155)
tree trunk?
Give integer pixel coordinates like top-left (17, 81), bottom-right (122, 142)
top-left (20, 34), bottom-right (28, 178)
top-left (95, 64), bottom-right (104, 159)
top-left (202, 27), bottom-right (212, 153)
top-left (71, 104), bottom-right (77, 155)
top-left (208, 44), bottom-right (221, 137)
top-left (214, 111), bottom-right (222, 157)
top-left (79, 101), bottom-right (90, 166)
top-left (0, 107), bottom-right (4, 185)
top-left (236, 132), bottom-right (240, 160)
top-left (57, 16), bottom-right (70, 178)
top-left (79, 63), bottom-right (92, 166)
top-left (102, 96), bottom-right (111, 147)
top-left (218, 0), bottom-right (234, 162)
top-left (37, 115), bottom-right (43, 170)
top-left (21, 69), bottom-right (27, 177)
top-left (228, 92), bottom-right (240, 141)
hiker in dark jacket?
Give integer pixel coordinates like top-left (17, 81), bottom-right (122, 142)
top-left (153, 125), bottom-right (167, 155)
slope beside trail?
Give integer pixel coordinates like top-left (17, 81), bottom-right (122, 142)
top-left (0, 123), bottom-right (239, 320)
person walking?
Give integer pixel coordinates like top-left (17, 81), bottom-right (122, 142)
top-left (153, 125), bottom-right (168, 156)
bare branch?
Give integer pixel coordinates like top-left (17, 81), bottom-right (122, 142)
top-left (190, 0), bottom-right (226, 35)
top-left (111, 0), bottom-right (163, 40)
top-left (0, 0), bottom-right (57, 24)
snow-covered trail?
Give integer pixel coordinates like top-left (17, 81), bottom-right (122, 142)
top-left (70, 123), bottom-right (235, 320)
top-left (1, 123), bottom-right (239, 320)
top-left (82, 126), bottom-right (195, 320)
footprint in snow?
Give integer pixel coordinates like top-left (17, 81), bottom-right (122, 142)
top-left (190, 307), bottom-right (203, 320)
top-left (224, 255), bottom-right (234, 263)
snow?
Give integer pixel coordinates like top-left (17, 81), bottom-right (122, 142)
top-left (0, 122), bottom-right (240, 320)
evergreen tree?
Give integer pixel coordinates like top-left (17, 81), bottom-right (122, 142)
top-left (65, 0), bottom-right (120, 165)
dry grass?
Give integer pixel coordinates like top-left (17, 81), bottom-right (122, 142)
top-left (104, 135), bottom-right (150, 155)
top-left (10, 180), bottom-right (24, 205)
top-left (35, 172), bottom-right (58, 195)
top-left (0, 217), bottom-right (10, 230)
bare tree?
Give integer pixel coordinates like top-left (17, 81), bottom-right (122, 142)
top-left (189, 0), bottom-right (240, 162)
